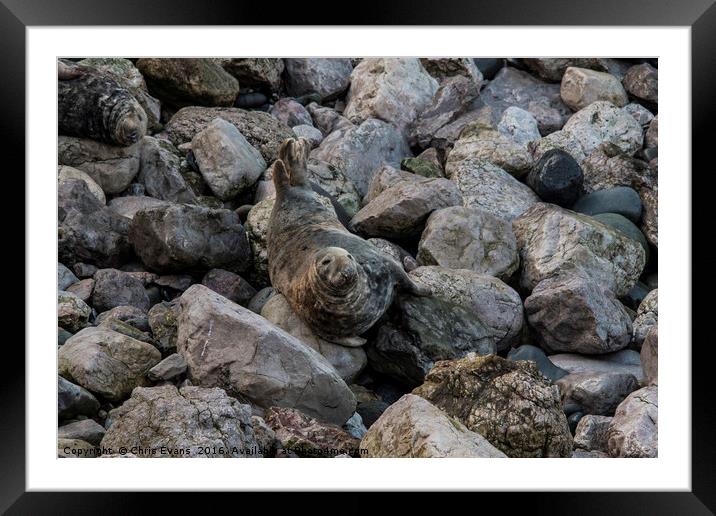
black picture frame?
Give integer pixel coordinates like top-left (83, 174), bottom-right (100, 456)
top-left (3, 0), bottom-right (708, 512)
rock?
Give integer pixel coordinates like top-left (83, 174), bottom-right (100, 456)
top-left (592, 213), bottom-right (649, 260)
top-left (261, 294), bottom-right (367, 383)
top-left (645, 115), bottom-right (658, 149)
top-left (497, 106), bottom-right (541, 146)
top-left (410, 267), bottom-right (524, 351)
top-left (95, 305), bottom-right (150, 332)
top-left (73, 263), bottom-right (98, 279)
top-left (522, 58), bottom-right (614, 82)
top-left (430, 103), bottom-right (498, 146)
top-left (66, 278), bottom-right (94, 303)
top-left (164, 106), bottom-right (293, 162)
top-left (507, 345), bottom-right (568, 382)
top-left (58, 136), bottom-right (140, 195)
top-left (573, 414), bottom-right (612, 452)
top-left (107, 196), bottom-right (169, 220)
top-left (176, 285), bottom-right (356, 425)
top-left (548, 349), bottom-right (644, 381)
top-left (138, 137), bottom-right (197, 204)
top-left (251, 415), bottom-right (279, 456)
top-left (400, 157), bottom-right (443, 178)
top-left (311, 117), bottom-right (410, 197)
top-left (368, 238), bottom-right (416, 272)
top-left (368, 294), bottom-right (497, 387)
top-left (58, 263), bottom-right (79, 291)
top-left (58, 327), bottom-right (161, 402)
top-left (136, 58), bottom-right (239, 108)
top-left (580, 143), bottom-right (655, 194)
top-left (641, 325), bottom-right (658, 384)
top-left (148, 301), bottom-right (179, 354)
top-left (417, 206), bottom-right (519, 281)
top-left (102, 384), bottom-right (261, 457)
top-left (624, 103), bottom-right (654, 126)
top-left (481, 67), bottom-right (571, 134)
top-left (264, 406), bottom-right (361, 457)
top-left (573, 186), bottom-right (642, 223)
top-left (512, 203), bottom-right (646, 296)
top-left (97, 317), bottom-right (154, 345)
top-left (58, 165), bottom-right (106, 204)
top-left (623, 63), bottom-right (658, 103)
top-left (633, 289), bottom-right (658, 347)
top-left (58, 438), bottom-right (99, 458)
top-left (292, 124), bottom-right (323, 147)
top-left (562, 101), bottom-right (643, 156)
top-left (640, 184), bottom-right (658, 247)
top-left (190, 118), bottom-right (266, 200)
top-left (357, 399), bottom-right (390, 429)
top-left (344, 58), bottom-right (438, 134)
top-left (58, 291), bottom-right (91, 333)
top-left (560, 67), bottom-right (628, 111)
top-left (606, 385), bottom-right (658, 457)
top-left (557, 372), bottom-right (639, 416)
top-left (219, 58), bottom-right (284, 93)
top-left (244, 198), bottom-right (275, 284)
top-left (147, 353), bottom-right (187, 381)
top-left (92, 268), bottom-right (150, 313)
top-left (201, 269), bottom-right (256, 307)
top-left (58, 419), bottom-right (106, 446)
top-left (363, 164), bottom-right (417, 205)
top-left (58, 327), bottom-right (73, 346)
top-left (303, 159), bottom-right (362, 217)
top-left (447, 123), bottom-right (533, 177)
top-left (247, 287), bottom-right (276, 314)
top-left (419, 58), bottom-right (483, 86)
top-left (154, 274), bottom-right (193, 292)
top-left (306, 103), bottom-right (352, 135)
top-left (351, 178), bottom-right (462, 239)
top-left (58, 376), bottom-right (100, 420)
top-left (447, 158), bottom-right (539, 222)
top-left (474, 58), bottom-right (503, 80)
top-left (343, 412), bottom-right (367, 439)
top-left (129, 203), bottom-right (251, 273)
top-left (269, 98), bottom-right (312, 128)
top-left (528, 129), bottom-right (588, 165)
top-left (525, 274), bottom-right (632, 354)
top-left (361, 394), bottom-right (506, 458)
top-left (408, 75), bottom-right (480, 148)
top-left (413, 354), bottom-right (573, 457)
top-left (526, 149), bottom-right (584, 206)
top-left (284, 58), bottom-right (353, 101)
top-left (58, 179), bottom-right (131, 268)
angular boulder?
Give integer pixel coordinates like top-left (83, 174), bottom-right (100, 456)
top-left (284, 58), bottom-right (353, 100)
top-left (562, 101), bottom-right (643, 156)
top-left (560, 67), bottom-right (628, 111)
top-left (92, 268), bottom-right (151, 314)
top-left (606, 385), bottom-right (658, 457)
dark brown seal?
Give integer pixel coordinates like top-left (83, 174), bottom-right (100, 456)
top-left (58, 59), bottom-right (147, 146)
top-left (267, 138), bottom-right (429, 344)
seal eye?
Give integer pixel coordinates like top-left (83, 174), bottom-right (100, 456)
top-left (321, 258), bottom-right (332, 266)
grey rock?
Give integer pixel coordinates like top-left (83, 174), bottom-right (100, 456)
top-left (646, 115), bottom-right (658, 149)
top-left (573, 186), bottom-right (642, 223)
top-left (640, 183), bottom-right (658, 247)
top-left (557, 372), bottom-right (639, 416)
top-left (417, 206), bottom-right (519, 281)
top-left (641, 325), bottom-right (658, 385)
top-left (528, 129), bottom-right (588, 165)
top-left (419, 58), bottom-right (483, 86)
top-left (512, 203), bottom-right (646, 296)
top-left (522, 58), bottom-right (614, 82)
top-left (247, 287), bottom-right (276, 314)
top-left (73, 263), bottom-right (98, 279)
top-left (581, 143), bottom-right (655, 194)
top-left (147, 353), bottom-right (187, 381)
top-left (573, 414), bottom-right (612, 452)
top-left (219, 58), bottom-right (284, 92)
top-left (343, 412), bottom-right (368, 439)
top-left (623, 63), bottom-right (658, 103)
top-left (361, 394), bottom-right (507, 458)
top-left (95, 305), bottom-right (150, 332)
top-left (66, 278), bottom-right (94, 303)
top-left (58, 291), bottom-right (91, 333)
top-left (58, 136), bottom-right (141, 195)
top-left (507, 345), bottom-right (568, 382)
top-left (102, 384), bottom-right (261, 457)
top-left (292, 124), bottom-right (323, 147)
top-left (497, 106), bottom-right (541, 146)
top-left (58, 327), bottom-right (161, 402)
top-left (58, 327), bottom-right (73, 346)
top-left (58, 438), bottom-right (99, 458)
top-left (107, 196), bottom-right (170, 220)
top-left (368, 238), bottom-right (416, 272)
top-left (363, 164), bottom-right (417, 205)
top-left (592, 213), bottom-right (649, 260)
top-left (607, 385), bottom-right (658, 457)
top-left (447, 158), bottom-right (539, 222)
top-left (92, 268), bottom-right (150, 313)
top-left (58, 419), bottom-right (106, 446)
top-left (269, 98), bottom-right (312, 128)
top-left (560, 67), bottom-right (628, 111)
top-left (176, 285), bottom-right (356, 425)
top-left (201, 269), bottom-right (256, 307)
top-left (58, 263), bottom-right (79, 291)
top-left (624, 103), bottom-right (655, 126)
top-left (633, 289), bottom-right (658, 347)
top-left (58, 376), bottom-right (100, 420)
top-left (138, 136), bottom-right (197, 203)
top-left (548, 349), bottom-right (644, 381)
top-left (129, 203), bottom-right (251, 273)
top-left (284, 58), bottom-right (353, 101)
top-left (148, 301), bottom-right (179, 354)
top-left (562, 101), bottom-right (644, 156)
top-left (58, 165), bottom-right (106, 204)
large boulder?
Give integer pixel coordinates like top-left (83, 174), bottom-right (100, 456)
top-left (261, 294), bottom-right (367, 383)
top-left (560, 67), bottom-right (628, 111)
top-left (350, 178), bottom-right (462, 239)
top-left (58, 136), bottom-right (140, 195)
top-left (128, 203), bottom-right (251, 273)
top-left (548, 349), bottom-right (644, 381)
top-left (562, 101), bottom-right (643, 156)
top-left (136, 58), bottom-right (239, 107)
top-left (92, 268), bottom-right (151, 314)
top-left (606, 385), bottom-right (658, 457)
top-left (361, 394), bottom-right (506, 458)
top-left (507, 345), bottom-right (568, 383)
top-left (201, 269), bottom-right (256, 307)
top-left (137, 137), bottom-right (196, 204)
top-left (419, 58), bottom-right (483, 86)
top-left (580, 143), bottom-right (655, 194)
top-left (164, 106), bottom-right (293, 162)
top-left (58, 165), bottom-right (105, 204)
top-left (107, 196), bottom-right (170, 220)
top-left (269, 98), bottom-right (313, 128)
top-left (362, 164), bottom-right (417, 205)
top-left (344, 58), bottom-right (438, 134)
top-left (528, 129), bottom-right (588, 165)
top-left (311, 117), bottom-right (411, 197)
top-left (191, 118), bottom-right (267, 200)
top-left (413, 354), bottom-right (573, 457)
top-left (58, 327), bottom-right (161, 402)
top-left (284, 58), bottom-right (353, 100)
top-left (102, 384), bottom-right (261, 457)
top-left (58, 179), bottom-right (131, 267)
top-left (409, 267), bottom-right (523, 351)
top-left (58, 376), bottom-right (100, 420)
top-left (417, 206), bottom-right (519, 281)
top-left (446, 158), bottom-right (539, 222)
top-left (525, 274), bottom-right (632, 354)
top-left (497, 106), bottom-right (541, 146)
top-left (573, 414), bottom-right (612, 453)
top-left (512, 203), bottom-right (646, 296)
top-left (219, 58), bottom-right (284, 93)
top-left (176, 285), bottom-right (356, 425)
top-left (557, 372), bottom-right (639, 416)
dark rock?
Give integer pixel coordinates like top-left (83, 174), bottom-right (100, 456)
top-left (400, 157), bottom-right (443, 178)
top-left (356, 399), bottom-right (390, 429)
top-left (94, 305), bottom-right (150, 332)
top-left (507, 344), bottom-right (568, 382)
top-left (526, 149), bottom-right (584, 206)
top-left (567, 411), bottom-right (584, 435)
top-left (201, 269), bottom-right (257, 307)
top-left (247, 286), bottom-right (276, 314)
top-left (620, 281), bottom-right (651, 311)
top-left (92, 268), bottom-right (151, 313)
top-left (58, 419), bottom-right (106, 446)
top-left (235, 92), bottom-right (268, 108)
top-left (72, 263), bottom-right (98, 279)
top-left (558, 372), bottom-right (640, 416)
top-left (623, 63), bottom-right (658, 103)
top-left (473, 58), bottom-right (503, 80)
top-left (58, 376), bottom-right (101, 420)
top-left (573, 186), bottom-right (642, 223)
top-left (58, 327), bottom-right (73, 346)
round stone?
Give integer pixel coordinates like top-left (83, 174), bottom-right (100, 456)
top-left (592, 212), bottom-right (650, 262)
top-left (526, 149), bottom-right (584, 206)
top-left (573, 186), bottom-right (643, 223)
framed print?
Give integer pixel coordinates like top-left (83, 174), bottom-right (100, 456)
top-left (3, 0), bottom-right (711, 512)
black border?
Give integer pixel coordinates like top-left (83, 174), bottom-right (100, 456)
top-left (3, 1), bottom-right (709, 513)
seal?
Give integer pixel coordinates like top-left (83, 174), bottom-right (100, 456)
top-left (58, 59), bottom-right (147, 146)
top-left (267, 138), bottom-right (430, 344)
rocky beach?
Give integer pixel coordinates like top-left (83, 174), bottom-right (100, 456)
top-left (57, 57), bottom-right (658, 459)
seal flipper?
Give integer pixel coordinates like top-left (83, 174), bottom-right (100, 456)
top-left (272, 159), bottom-right (290, 194)
top-left (279, 137), bottom-right (311, 187)
top-left (394, 266), bottom-right (432, 297)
